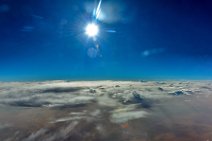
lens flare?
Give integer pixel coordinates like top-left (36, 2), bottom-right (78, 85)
top-left (85, 23), bottom-right (99, 37)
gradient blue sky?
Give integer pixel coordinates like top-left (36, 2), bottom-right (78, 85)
top-left (0, 0), bottom-right (212, 80)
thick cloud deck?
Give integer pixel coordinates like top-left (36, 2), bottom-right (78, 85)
top-left (0, 81), bottom-right (212, 141)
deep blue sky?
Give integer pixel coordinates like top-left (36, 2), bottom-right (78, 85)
top-left (0, 0), bottom-right (212, 80)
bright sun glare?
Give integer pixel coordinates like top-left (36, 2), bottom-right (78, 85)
top-left (85, 23), bottom-right (99, 37)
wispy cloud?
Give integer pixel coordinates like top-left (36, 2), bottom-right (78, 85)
top-left (141, 48), bottom-right (165, 57)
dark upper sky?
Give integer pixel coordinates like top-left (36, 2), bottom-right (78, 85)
top-left (0, 0), bottom-right (212, 80)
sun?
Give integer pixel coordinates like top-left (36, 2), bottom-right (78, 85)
top-left (85, 23), bottom-right (99, 37)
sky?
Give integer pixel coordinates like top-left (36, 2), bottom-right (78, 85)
top-left (0, 0), bottom-right (212, 80)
